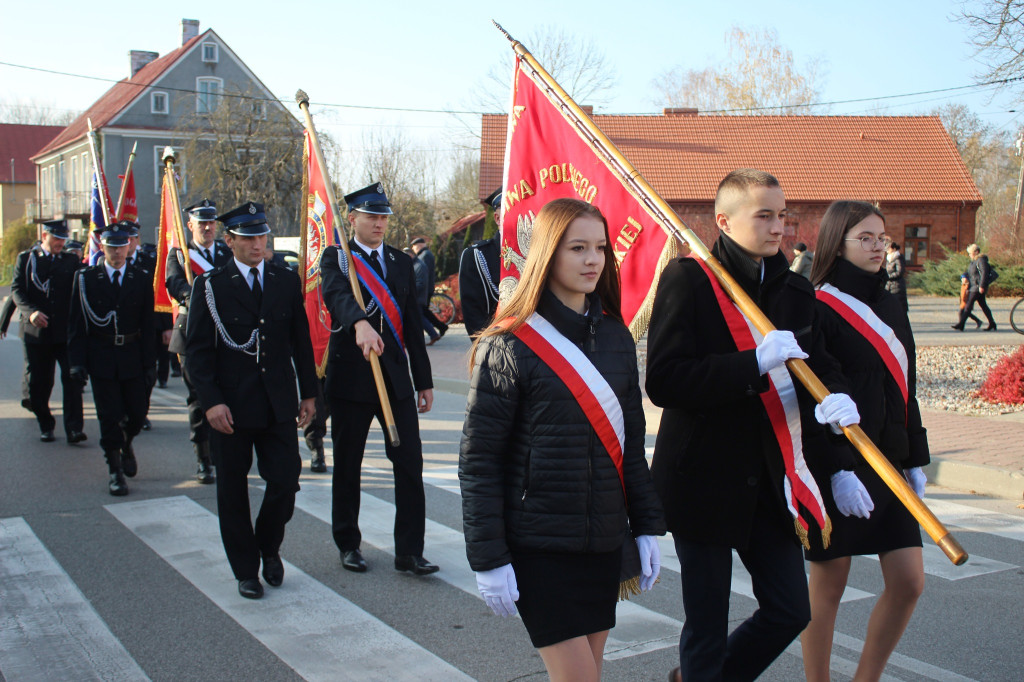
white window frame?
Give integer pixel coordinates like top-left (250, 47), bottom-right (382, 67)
top-left (195, 77), bottom-right (223, 114)
top-left (201, 42), bottom-right (218, 63)
top-left (154, 145), bottom-right (186, 195)
top-left (151, 91), bottom-right (169, 114)
top-left (251, 100), bottom-right (266, 120)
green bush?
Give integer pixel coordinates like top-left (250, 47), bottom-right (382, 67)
top-left (0, 218), bottom-right (39, 285)
top-left (908, 245), bottom-right (1024, 297)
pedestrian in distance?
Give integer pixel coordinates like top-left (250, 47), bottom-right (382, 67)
top-left (957, 271), bottom-right (982, 329)
top-left (67, 222), bottom-right (156, 496)
top-left (410, 236), bottom-right (448, 344)
top-left (789, 241), bottom-right (813, 279)
top-left (185, 201), bottom-right (318, 600)
top-left (10, 219), bottom-right (85, 443)
top-left (459, 198), bottom-right (666, 682)
top-left (952, 243), bottom-right (997, 331)
top-left (458, 188), bottom-right (502, 337)
top-left (885, 241), bottom-right (908, 312)
top-left (802, 200), bottom-right (929, 682)
top-left (646, 169), bottom-right (866, 682)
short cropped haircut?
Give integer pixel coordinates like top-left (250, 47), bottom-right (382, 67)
top-left (715, 169), bottom-right (781, 216)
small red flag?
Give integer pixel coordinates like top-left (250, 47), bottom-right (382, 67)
top-left (300, 130), bottom-right (337, 378)
top-left (498, 56), bottom-right (676, 338)
top-left (117, 168), bottom-right (138, 223)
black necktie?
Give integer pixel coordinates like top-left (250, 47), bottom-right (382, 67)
top-left (203, 248), bottom-right (212, 264)
top-left (368, 250), bottom-right (384, 278)
top-left (250, 267), bottom-right (262, 304)
top-left (111, 270), bottom-right (121, 290)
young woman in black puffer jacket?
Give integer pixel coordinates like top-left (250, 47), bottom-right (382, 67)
top-left (459, 198), bottom-right (665, 680)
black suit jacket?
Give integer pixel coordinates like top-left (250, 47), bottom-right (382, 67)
top-left (11, 246), bottom-right (82, 344)
top-left (320, 241), bottom-right (432, 403)
top-left (458, 237), bottom-right (500, 336)
top-left (166, 240), bottom-right (232, 353)
top-left (185, 261), bottom-right (318, 428)
top-left (67, 265), bottom-right (156, 379)
top-left (646, 236), bottom-right (850, 550)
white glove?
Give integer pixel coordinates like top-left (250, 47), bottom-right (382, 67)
top-left (905, 467), bottom-right (927, 498)
top-left (755, 330), bottom-right (808, 375)
top-left (636, 535), bottom-right (661, 592)
top-left (814, 393), bottom-right (861, 434)
top-left (830, 470), bottom-right (874, 519)
top-left (475, 564), bottom-right (519, 617)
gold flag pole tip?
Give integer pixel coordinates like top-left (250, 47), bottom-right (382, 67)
top-left (937, 534), bottom-right (968, 566)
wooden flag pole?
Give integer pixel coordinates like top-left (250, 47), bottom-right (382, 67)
top-left (161, 147), bottom-right (193, 287)
top-left (114, 141), bottom-right (138, 219)
top-left (496, 22), bottom-right (967, 566)
top-left (86, 119), bottom-right (114, 225)
top-left (295, 90), bottom-right (400, 447)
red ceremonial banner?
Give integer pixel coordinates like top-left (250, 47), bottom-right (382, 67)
top-left (498, 56), bottom-right (676, 337)
top-left (301, 130), bottom-right (336, 378)
top-left (153, 172), bottom-right (180, 314)
top-left (117, 168), bottom-right (138, 223)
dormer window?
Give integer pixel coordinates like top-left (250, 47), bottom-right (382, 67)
top-left (201, 42), bottom-right (218, 63)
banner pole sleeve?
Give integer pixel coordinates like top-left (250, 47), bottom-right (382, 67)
top-left (114, 141), bottom-right (137, 219)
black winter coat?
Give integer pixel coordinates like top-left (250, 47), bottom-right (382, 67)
top-left (459, 290), bottom-right (665, 572)
top-left (816, 260), bottom-right (929, 472)
top-left (646, 235), bottom-right (851, 550)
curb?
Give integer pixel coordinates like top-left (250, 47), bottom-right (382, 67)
top-left (924, 459), bottom-right (1024, 501)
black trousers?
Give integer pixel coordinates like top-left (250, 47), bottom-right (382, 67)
top-left (179, 355), bottom-right (210, 444)
top-left (329, 396), bottom-right (425, 556)
top-left (212, 420), bottom-right (301, 581)
top-left (303, 378), bottom-right (328, 449)
top-left (90, 375), bottom-right (147, 452)
top-left (674, 492), bottom-right (810, 682)
top-left (958, 289), bottom-right (995, 328)
top-left (24, 342), bottom-right (83, 434)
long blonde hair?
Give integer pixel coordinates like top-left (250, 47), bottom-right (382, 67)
top-left (468, 198), bottom-right (622, 367)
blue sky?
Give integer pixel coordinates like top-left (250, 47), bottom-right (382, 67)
top-left (3, 0), bottom-right (1019, 156)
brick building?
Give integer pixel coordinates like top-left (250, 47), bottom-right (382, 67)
top-left (480, 112), bottom-right (982, 268)
top-left (0, 124), bottom-right (64, 239)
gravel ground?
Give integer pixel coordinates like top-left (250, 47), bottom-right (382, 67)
top-left (917, 345), bottom-right (1024, 416)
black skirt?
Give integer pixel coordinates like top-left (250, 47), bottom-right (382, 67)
top-left (805, 460), bottom-right (922, 560)
top-left (510, 546), bottom-right (622, 648)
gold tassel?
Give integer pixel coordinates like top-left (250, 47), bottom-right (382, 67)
top-left (794, 517), bottom-right (810, 550)
top-left (821, 514), bottom-right (833, 550)
top-left (627, 238), bottom-right (678, 342)
top-left (618, 576), bottom-right (641, 601)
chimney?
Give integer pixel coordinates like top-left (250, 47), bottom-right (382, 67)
top-left (181, 19), bottom-right (200, 45)
top-left (130, 50), bottom-right (158, 77)
top-left (664, 107), bottom-right (699, 116)
top-left (581, 105), bottom-right (594, 116)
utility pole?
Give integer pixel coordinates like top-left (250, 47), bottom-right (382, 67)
top-left (1013, 132), bottom-right (1024, 244)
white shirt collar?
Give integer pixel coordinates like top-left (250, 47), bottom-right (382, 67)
top-left (235, 258), bottom-right (264, 287)
top-left (104, 261), bottom-right (126, 281)
top-left (353, 238), bottom-right (386, 275)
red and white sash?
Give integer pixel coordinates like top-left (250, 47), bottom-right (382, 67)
top-left (498, 313), bottom-right (626, 494)
top-left (815, 283), bottom-right (908, 421)
top-left (691, 256), bottom-right (830, 548)
top-left (188, 249), bottom-right (215, 277)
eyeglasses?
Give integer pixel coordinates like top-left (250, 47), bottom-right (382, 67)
top-left (844, 235), bottom-right (889, 251)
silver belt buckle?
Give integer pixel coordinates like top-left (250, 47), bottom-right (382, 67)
top-left (114, 334), bottom-right (125, 346)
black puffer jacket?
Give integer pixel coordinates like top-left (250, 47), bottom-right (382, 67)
top-left (459, 289), bottom-right (665, 572)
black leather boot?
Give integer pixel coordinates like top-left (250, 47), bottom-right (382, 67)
top-left (195, 441), bottom-right (215, 484)
top-left (105, 450), bottom-right (128, 496)
top-left (122, 437), bottom-right (138, 478)
top-left (310, 442), bottom-right (327, 473)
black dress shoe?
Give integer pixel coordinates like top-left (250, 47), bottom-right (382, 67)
top-left (21, 398), bottom-right (32, 411)
top-left (238, 578), bottom-right (264, 599)
top-left (196, 461), bottom-right (215, 484)
top-left (394, 555), bottom-right (439, 575)
top-left (986, 323), bottom-right (997, 331)
top-left (108, 471), bottom-right (128, 496)
top-left (66, 431), bottom-right (87, 444)
top-left (122, 443), bottom-right (138, 478)
top-left (262, 554), bottom-right (284, 587)
top-left (40, 430), bottom-right (56, 443)
top-left (950, 324), bottom-right (964, 331)
top-left (310, 445), bottom-right (327, 473)
top-left (341, 549), bottom-right (368, 572)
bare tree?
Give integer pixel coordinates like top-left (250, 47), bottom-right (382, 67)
top-left (959, 1), bottom-right (1024, 93)
top-left (471, 26), bottom-right (619, 113)
top-left (176, 87), bottom-right (304, 235)
top-left (0, 97), bottom-right (79, 126)
top-left (652, 27), bottom-right (828, 114)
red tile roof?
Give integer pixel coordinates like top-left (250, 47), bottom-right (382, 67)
top-left (480, 114), bottom-right (982, 205)
top-left (0, 124), bottom-right (65, 182)
top-left (31, 32), bottom-right (206, 160)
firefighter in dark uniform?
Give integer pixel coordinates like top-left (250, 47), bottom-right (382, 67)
top-left (166, 200), bottom-right (233, 483)
top-left (320, 182), bottom-right (438, 576)
top-left (458, 188), bottom-right (501, 337)
top-left (10, 219), bottom-right (85, 442)
top-left (185, 201), bottom-right (318, 600)
top-left (123, 223), bottom-right (163, 431)
top-left (68, 222), bottom-right (156, 496)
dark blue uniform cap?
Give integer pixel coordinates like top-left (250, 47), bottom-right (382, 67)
top-left (344, 182), bottom-right (393, 215)
top-left (100, 225), bottom-right (131, 247)
top-left (217, 201), bottom-right (272, 236)
top-left (484, 188), bottom-right (502, 211)
top-left (65, 239), bottom-right (84, 251)
top-left (184, 198), bottom-right (217, 221)
top-left (42, 219), bottom-right (70, 239)
top-left (115, 220), bottom-right (141, 237)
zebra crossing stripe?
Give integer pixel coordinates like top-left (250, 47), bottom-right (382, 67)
top-left (105, 496), bottom-right (473, 682)
top-left (0, 516), bottom-right (150, 682)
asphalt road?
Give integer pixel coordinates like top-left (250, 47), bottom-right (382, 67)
top-left (1, 330), bottom-right (1023, 681)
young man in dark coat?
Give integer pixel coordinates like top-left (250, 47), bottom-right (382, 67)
top-left (646, 169), bottom-right (867, 682)
top-left (10, 219), bottom-right (85, 443)
top-left (165, 200), bottom-right (233, 482)
top-left (185, 201), bottom-right (318, 600)
top-left (320, 182), bottom-right (438, 576)
top-left (67, 223), bottom-right (156, 495)
top-left (458, 189), bottom-right (502, 337)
